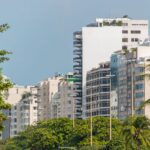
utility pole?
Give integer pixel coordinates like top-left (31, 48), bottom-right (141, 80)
top-left (90, 86), bottom-right (93, 146)
top-left (106, 74), bottom-right (115, 141)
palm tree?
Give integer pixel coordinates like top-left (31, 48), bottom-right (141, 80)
top-left (139, 99), bottom-right (150, 110)
top-left (122, 116), bottom-right (150, 150)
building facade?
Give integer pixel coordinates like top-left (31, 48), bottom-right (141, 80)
top-left (111, 45), bottom-right (150, 119)
top-left (73, 17), bottom-right (149, 118)
top-left (51, 73), bottom-right (75, 119)
top-left (85, 62), bottom-right (111, 117)
top-left (2, 85), bottom-right (37, 139)
top-left (17, 89), bottom-right (38, 133)
top-left (37, 75), bottom-right (63, 120)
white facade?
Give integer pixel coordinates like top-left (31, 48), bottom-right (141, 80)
top-left (17, 88), bottom-right (38, 133)
top-left (82, 27), bottom-right (122, 118)
top-left (2, 85), bottom-right (37, 138)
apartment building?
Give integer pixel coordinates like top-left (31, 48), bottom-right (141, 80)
top-left (1, 85), bottom-right (37, 139)
top-left (73, 16), bottom-right (148, 118)
top-left (86, 62), bottom-right (111, 117)
top-left (51, 73), bottom-right (75, 119)
top-left (37, 75), bottom-right (63, 120)
top-left (17, 88), bottom-right (38, 133)
top-left (111, 44), bottom-right (150, 119)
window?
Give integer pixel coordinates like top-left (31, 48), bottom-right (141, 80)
top-left (135, 84), bottom-right (144, 90)
top-left (122, 30), bottom-right (128, 34)
top-left (16, 89), bottom-right (19, 94)
top-left (123, 23), bottom-right (128, 26)
top-left (14, 118), bottom-right (17, 122)
top-left (135, 101), bottom-right (142, 107)
top-left (122, 38), bottom-right (128, 42)
top-left (99, 101), bottom-right (110, 107)
top-left (68, 114), bottom-right (71, 118)
top-left (68, 86), bottom-right (71, 90)
top-left (33, 107), bottom-right (37, 110)
top-left (100, 86), bottom-right (110, 92)
top-left (131, 38), bottom-right (139, 42)
top-left (122, 45), bottom-right (127, 50)
top-left (136, 76), bottom-right (144, 81)
top-left (131, 30), bottom-right (141, 34)
top-left (68, 101), bottom-right (71, 104)
top-left (135, 92), bottom-right (144, 98)
top-left (14, 131), bottom-right (17, 135)
top-left (14, 106), bottom-right (17, 110)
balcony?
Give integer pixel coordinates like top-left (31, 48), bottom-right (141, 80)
top-left (75, 88), bottom-right (82, 92)
top-left (73, 64), bottom-right (82, 70)
top-left (73, 31), bottom-right (82, 39)
top-left (73, 41), bottom-right (82, 47)
top-left (73, 57), bottom-right (82, 63)
top-left (74, 74), bottom-right (82, 79)
top-left (73, 49), bottom-right (82, 55)
top-left (74, 34), bottom-right (82, 40)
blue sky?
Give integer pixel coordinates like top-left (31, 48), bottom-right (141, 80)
top-left (0, 0), bottom-right (150, 85)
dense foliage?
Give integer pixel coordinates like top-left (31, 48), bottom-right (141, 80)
top-left (0, 117), bottom-right (139, 150)
top-left (2, 116), bottom-right (149, 150)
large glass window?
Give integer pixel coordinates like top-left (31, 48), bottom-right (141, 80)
top-left (135, 92), bottom-right (144, 98)
top-left (135, 84), bottom-right (144, 90)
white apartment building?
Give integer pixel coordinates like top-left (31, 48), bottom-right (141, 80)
top-left (17, 89), bottom-right (38, 133)
top-left (2, 85), bottom-right (37, 138)
top-left (37, 75), bottom-right (63, 120)
top-left (73, 16), bottom-right (149, 118)
top-left (51, 73), bottom-right (74, 119)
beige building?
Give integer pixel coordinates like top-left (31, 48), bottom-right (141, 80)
top-left (37, 75), bottom-right (63, 120)
top-left (51, 73), bottom-right (75, 119)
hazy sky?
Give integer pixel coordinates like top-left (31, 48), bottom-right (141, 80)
top-left (0, 0), bottom-right (150, 85)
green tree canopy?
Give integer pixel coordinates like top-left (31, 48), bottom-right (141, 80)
top-left (4, 117), bottom-right (123, 150)
top-left (0, 23), bottom-right (13, 131)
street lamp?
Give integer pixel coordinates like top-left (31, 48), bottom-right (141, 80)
top-left (106, 74), bottom-right (115, 141)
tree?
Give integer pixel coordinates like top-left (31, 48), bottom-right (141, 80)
top-left (105, 139), bottom-right (125, 150)
top-left (0, 23), bottom-right (13, 131)
top-left (122, 116), bottom-right (150, 150)
top-left (4, 117), bottom-right (123, 150)
top-left (139, 99), bottom-right (150, 110)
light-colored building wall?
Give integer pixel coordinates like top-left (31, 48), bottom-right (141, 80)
top-left (10, 86), bottom-right (37, 137)
top-left (17, 88), bottom-right (38, 133)
top-left (2, 85), bottom-right (37, 138)
top-left (37, 75), bottom-right (63, 120)
top-left (82, 27), bottom-right (122, 118)
top-left (51, 73), bottom-right (74, 119)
